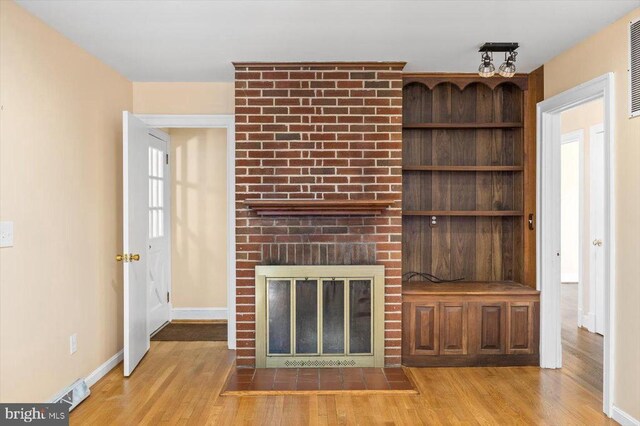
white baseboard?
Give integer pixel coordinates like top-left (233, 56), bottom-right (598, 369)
top-left (581, 312), bottom-right (596, 332)
top-left (577, 308), bottom-right (584, 327)
top-left (47, 349), bottom-right (123, 403)
top-left (86, 350), bottom-right (123, 387)
top-left (171, 307), bottom-right (228, 320)
top-left (612, 406), bottom-right (640, 426)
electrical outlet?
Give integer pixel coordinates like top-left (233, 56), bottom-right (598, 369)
top-left (70, 334), bottom-right (77, 355)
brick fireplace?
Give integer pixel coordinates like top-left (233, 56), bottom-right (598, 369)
top-left (234, 62), bottom-right (405, 367)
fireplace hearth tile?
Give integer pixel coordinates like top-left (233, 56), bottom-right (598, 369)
top-left (221, 367), bottom-right (417, 395)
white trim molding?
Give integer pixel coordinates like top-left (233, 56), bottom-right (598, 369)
top-left (171, 307), bottom-right (228, 321)
top-left (537, 73), bottom-right (616, 416)
top-left (86, 350), bottom-right (124, 388)
top-left (48, 350), bottom-right (123, 403)
top-left (580, 310), bottom-right (597, 332)
top-left (612, 406), bottom-right (640, 426)
top-left (136, 114), bottom-right (236, 350)
top-left (560, 130), bottom-right (585, 326)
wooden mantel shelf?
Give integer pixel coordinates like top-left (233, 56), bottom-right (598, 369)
top-left (244, 199), bottom-right (394, 216)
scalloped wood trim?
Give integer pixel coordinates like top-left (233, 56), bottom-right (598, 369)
top-left (402, 73), bottom-right (528, 91)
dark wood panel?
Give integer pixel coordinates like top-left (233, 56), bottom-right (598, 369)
top-left (523, 66), bottom-right (544, 288)
top-left (403, 82), bottom-right (432, 124)
top-left (403, 122), bottom-right (523, 129)
top-left (402, 281), bottom-right (539, 296)
top-left (403, 211), bottom-right (523, 217)
top-left (439, 303), bottom-right (467, 355)
top-left (413, 303), bottom-right (439, 355)
top-left (403, 165), bottom-right (524, 171)
top-left (468, 302), bottom-right (506, 355)
top-left (507, 302), bottom-right (535, 354)
top-left (401, 353), bottom-right (539, 367)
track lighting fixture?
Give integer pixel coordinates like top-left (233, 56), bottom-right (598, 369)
top-left (478, 42), bottom-right (519, 78)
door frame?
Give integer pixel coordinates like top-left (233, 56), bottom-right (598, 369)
top-left (589, 123), bottom-right (606, 335)
top-left (537, 73), bottom-right (615, 415)
top-left (559, 130), bottom-right (585, 323)
top-left (137, 114), bottom-right (236, 350)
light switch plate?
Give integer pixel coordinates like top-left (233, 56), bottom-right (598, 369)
top-left (0, 221), bottom-right (13, 248)
top-left (70, 334), bottom-right (77, 354)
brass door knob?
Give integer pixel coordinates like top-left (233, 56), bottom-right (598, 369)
top-left (116, 254), bottom-right (125, 262)
top-left (130, 254), bottom-right (141, 261)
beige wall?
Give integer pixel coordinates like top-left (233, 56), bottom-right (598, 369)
top-left (133, 82), bottom-right (234, 115)
top-left (560, 100), bottom-right (604, 317)
top-left (545, 8), bottom-right (640, 417)
top-left (170, 128), bottom-right (228, 309)
top-left (0, 1), bottom-right (132, 402)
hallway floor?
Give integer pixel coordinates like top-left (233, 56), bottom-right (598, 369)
top-left (561, 282), bottom-right (604, 394)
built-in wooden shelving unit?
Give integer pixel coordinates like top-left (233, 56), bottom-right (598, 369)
top-left (401, 74), bottom-right (533, 283)
top-left (400, 72), bottom-right (543, 367)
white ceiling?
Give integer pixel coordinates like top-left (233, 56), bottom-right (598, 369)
top-left (16, 0), bottom-right (640, 82)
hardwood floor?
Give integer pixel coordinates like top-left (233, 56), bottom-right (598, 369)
top-left (561, 282), bottom-right (604, 395)
top-left (71, 339), bottom-right (613, 425)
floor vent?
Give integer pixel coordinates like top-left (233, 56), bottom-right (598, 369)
top-left (50, 379), bottom-right (90, 411)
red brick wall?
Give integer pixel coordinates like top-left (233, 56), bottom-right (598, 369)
top-left (234, 62), bottom-right (404, 367)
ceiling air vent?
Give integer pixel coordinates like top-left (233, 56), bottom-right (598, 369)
top-left (630, 17), bottom-right (640, 117)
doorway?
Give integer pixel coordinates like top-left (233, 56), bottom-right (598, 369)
top-left (138, 114), bottom-right (236, 352)
top-left (537, 74), bottom-right (615, 416)
top-left (122, 114), bottom-right (236, 376)
top-left (559, 99), bottom-right (605, 397)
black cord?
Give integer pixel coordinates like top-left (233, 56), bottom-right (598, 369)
top-left (402, 271), bottom-right (465, 283)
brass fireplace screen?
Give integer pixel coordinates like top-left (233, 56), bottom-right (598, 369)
top-left (255, 265), bottom-right (385, 368)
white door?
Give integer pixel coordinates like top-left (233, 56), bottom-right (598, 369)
top-left (122, 112), bottom-right (151, 376)
top-left (147, 130), bottom-right (171, 334)
top-left (589, 124), bottom-right (605, 335)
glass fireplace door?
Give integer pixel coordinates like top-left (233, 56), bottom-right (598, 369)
top-left (264, 275), bottom-right (375, 367)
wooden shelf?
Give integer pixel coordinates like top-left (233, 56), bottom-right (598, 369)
top-left (402, 210), bottom-right (523, 217)
top-left (402, 122), bottom-right (523, 129)
top-left (403, 165), bottom-right (524, 172)
top-left (244, 199), bottom-right (394, 216)
top-left (402, 281), bottom-right (539, 296)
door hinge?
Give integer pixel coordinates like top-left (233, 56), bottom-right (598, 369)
top-left (165, 153), bottom-right (169, 165)
top-left (167, 292), bottom-right (170, 303)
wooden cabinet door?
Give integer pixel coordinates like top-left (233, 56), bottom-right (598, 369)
top-left (507, 302), bottom-right (535, 354)
top-left (439, 302), bottom-right (467, 355)
top-left (469, 302), bottom-right (506, 354)
top-left (404, 302), bottom-right (439, 355)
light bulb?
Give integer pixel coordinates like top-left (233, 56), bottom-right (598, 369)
top-left (498, 52), bottom-right (517, 78)
top-left (478, 52), bottom-right (495, 78)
